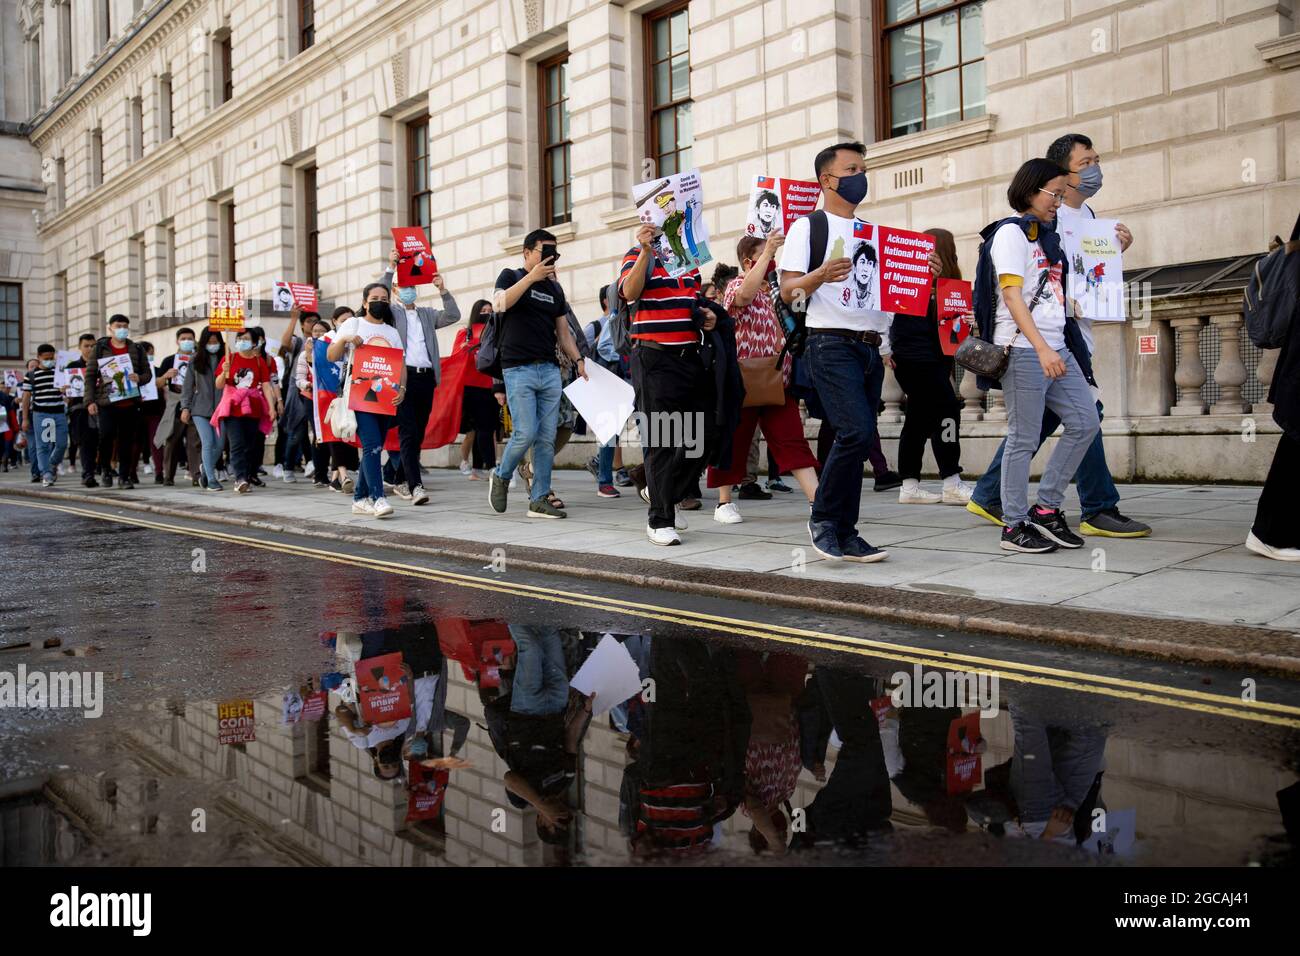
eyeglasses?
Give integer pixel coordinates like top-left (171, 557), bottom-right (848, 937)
top-left (1038, 188), bottom-right (1066, 203)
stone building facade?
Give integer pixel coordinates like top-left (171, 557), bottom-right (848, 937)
top-left (5, 0), bottom-right (1299, 479)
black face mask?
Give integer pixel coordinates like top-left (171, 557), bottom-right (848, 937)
top-left (366, 301), bottom-right (392, 323)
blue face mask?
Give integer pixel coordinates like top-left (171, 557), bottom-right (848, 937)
top-left (397, 287), bottom-right (418, 307)
top-left (833, 171), bottom-right (869, 206)
top-left (41, 359), bottom-right (55, 369)
top-left (112, 327), bottom-right (129, 341)
top-left (1076, 163), bottom-right (1103, 198)
top-left (235, 339), bottom-right (253, 353)
top-left (205, 344), bottom-right (221, 354)
top-left (179, 340), bottom-right (196, 353)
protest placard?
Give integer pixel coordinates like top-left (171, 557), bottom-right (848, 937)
top-left (217, 699), bottom-right (256, 745)
top-left (406, 763), bottom-right (450, 822)
top-left (272, 280), bottom-right (319, 311)
top-left (356, 652), bottom-right (412, 724)
top-left (391, 227), bottom-right (436, 287)
top-left (936, 278), bottom-right (974, 356)
top-left (97, 353), bottom-right (140, 403)
top-left (745, 175), bottom-right (820, 238)
top-left (570, 634), bottom-right (643, 717)
top-left (877, 225), bottom-right (936, 316)
top-left (563, 361), bottom-right (635, 446)
top-left (347, 345), bottom-right (405, 415)
top-left (1060, 217), bottom-right (1125, 321)
top-left (632, 169), bottom-right (712, 278)
top-left (208, 282), bottom-right (247, 331)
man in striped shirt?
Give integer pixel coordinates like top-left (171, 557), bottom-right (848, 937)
top-left (619, 223), bottom-right (716, 546)
top-left (21, 344), bottom-right (69, 487)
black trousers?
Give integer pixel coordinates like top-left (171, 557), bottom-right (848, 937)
top-left (312, 439), bottom-right (331, 481)
top-left (1253, 430), bottom-right (1300, 549)
top-left (892, 358), bottom-right (963, 480)
top-left (224, 416), bottom-right (262, 483)
top-left (463, 386), bottom-right (499, 470)
top-left (329, 440), bottom-right (358, 471)
top-left (631, 345), bottom-right (714, 529)
top-left (396, 367), bottom-right (438, 491)
top-left (97, 403), bottom-right (142, 480)
top-left (70, 405), bottom-right (97, 479)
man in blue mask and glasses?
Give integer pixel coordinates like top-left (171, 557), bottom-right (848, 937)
top-left (378, 245), bottom-right (462, 506)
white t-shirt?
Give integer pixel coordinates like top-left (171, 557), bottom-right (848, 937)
top-left (780, 211), bottom-right (893, 352)
top-left (402, 307), bottom-right (433, 368)
top-left (1055, 201), bottom-right (1097, 355)
top-left (340, 674), bottom-right (438, 751)
top-left (989, 221), bottom-right (1066, 351)
top-left (335, 315), bottom-right (405, 355)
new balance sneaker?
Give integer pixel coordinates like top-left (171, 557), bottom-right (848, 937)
top-left (873, 470), bottom-right (903, 492)
top-left (808, 519), bottom-right (844, 561)
top-left (646, 524), bottom-right (681, 546)
top-left (614, 468), bottom-right (633, 487)
top-left (352, 499), bottom-right (375, 516)
top-left (966, 499), bottom-right (1006, 527)
top-left (839, 535), bottom-right (889, 563)
top-left (1245, 531), bottom-right (1300, 562)
top-left (206, 480), bottom-right (225, 493)
top-left (737, 482), bottom-right (772, 501)
top-left (766, 479), bottom-right (793, 494)
top-left (488, 472), bottom-right (509, 514)
top-left (459, 459), bottom-right (472, 476)
top-left (372, 497), bottom-right (395, 519)
top-left (597, 484), bottom-right (620, 499)
top-left (1000, 521), bottom-right (1058, 553)
top-left (1027, 505), bottom-right (1084, 549)
top-left (713, 502), bottom-right (744, 524)
top-left (586, 457), bottom-right (601, 481)
top-left (528, 498), bottom-right (567, 519)
top-left (898, 485), bottom-right (942, 504)
top-left (410, 485), bottom-right (429, 506)
top-left (1080, 508), bottom-right (1152, 538)
top-left (941, 480), bottom-right (975, 505)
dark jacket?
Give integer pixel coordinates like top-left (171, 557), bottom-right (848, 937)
top-left (84, 337), bottom-right (153, 406)
top-left (1271, 311), bottom-right (1299, 441)
top-left (700, 298), bottom-right (743, 469)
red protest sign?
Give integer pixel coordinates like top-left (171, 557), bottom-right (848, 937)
top-left (936, 278), bottom-right (974, 356)
top-left (289, 283), bottom-right (318, 310)
top-left (208, 282), bottom-right (247, 331)
top-left (391, 227), bottom-right (436, 287)
top-left (357, 652), bottom-right (412, 724)
top-left (406, 763), bottom-right (451, 821)
top-left (301, 691), bottom-right (327, 722)
top-left (944, 711), bottom-right (983, 795)
top-left (348, 345), bottom-right (405, 415)
top-left (217, 699), bottom-right (256, 745)
top-left (877, 226), bottom-right (935, 316)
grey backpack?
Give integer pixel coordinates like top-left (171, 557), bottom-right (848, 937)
top-left (608, 255), bottom-right (657, 357)
top-left (1244, 212), bottom-right (1300, 349)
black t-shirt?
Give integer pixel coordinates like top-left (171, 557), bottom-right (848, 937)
top-left (494, 268), bottom-right (568, 369)
top-left (889, 294), bottom-right (947, 365)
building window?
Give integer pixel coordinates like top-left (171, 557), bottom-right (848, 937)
top-left (407, 116), bottom-right (431, 244)
top-left (645, 1), bottom-right (692, 177)
top-left (299, 0), bottom-right (316, 52)
top-left (215, 30), bottom-right (234, 106)
top-left (539, 53), bottom-right (572, 226)
top-left (57, 273), bottom-right (70, 340)
top-left (92, 256), bottom-right (106, 327)
top-left (99, 0), bottom-right (112, 48)
top-left (55, 158), bottom-right (66, 211)
top-left (158, 75), bottom-right (173, 142)
top-left (0, 283), bottom-right (21, 361)
top-left (90, 128), bottom-right (104, 188)
top-left (130, 96), bottom-right (144, 160)
top-left (130, 235), bottom-right (147, 322)
top-left (159, 222), bottom-right (176, 316)
top-left (58, 4), bottom-right (72, 86)
top-left (27, 33), bottom-right (42, 114)
top-left (879, 0), bottom-right (985, 139)
top-left (220, 201), bottom-right (237, 280)
top-left (303, 165), bottom-right (319, 288)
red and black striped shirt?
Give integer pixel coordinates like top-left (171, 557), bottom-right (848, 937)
top-left (617, 248), bottom-right (700, 345)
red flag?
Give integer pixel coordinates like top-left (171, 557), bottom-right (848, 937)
top-left (381, 346), bottom-right (474, 452)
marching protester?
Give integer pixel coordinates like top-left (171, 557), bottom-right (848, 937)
top-left (274, 309), bottom-right (317, 483)
top-left (181, 327), bottom-right (225, 491)
top-left (453, 299), bottom-right (499, 480)
top-left (297, 315), bottom-right (333, 489)
top-left (709, 233), bottom-right (819, 524)
top-left (84, 314), bottom-right (153, 490)
top-left (888, 228), bottom-right (973, 505)
top-left (21, 344), bottom-right (68, 487)
top-left (156, 327), bottom-right (203, 486)
top-left (966, 134), bottom-right (1150, 538)
top-left (246, 326), bottom-right (276, 486)
top-left (982, 158), bottom-right (1100, 554)
top-left (212, 326), bottom-right (282, 495)
top-left (322, 307), bottom-right (359, 492)
top-left (327, 283), bottom-right (406, 517)
top-left (589, 284), bottom-right (635, 492)
top-left (380, 248), bottom-right (463, 505)
top-left (488, 228), bottom-right (588, 520)
top-left (64, 333), bottom-right (97, 485)
top-left (138, 340), bottom-right (166, 482)
top-left (778, 141), bottom-right (891, 562)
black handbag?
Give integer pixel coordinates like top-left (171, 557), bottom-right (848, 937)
top-left (955, 271), bottom-right (1051, 379)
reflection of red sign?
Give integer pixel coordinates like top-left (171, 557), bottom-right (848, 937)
top-left (301, 691), bottom-right (327, 722)
top-left (878, 226), bottom-right (936, 316)
top-left (218, 699), bottom-right (256, 745)
top-left (1137, 334), bottom-right (1158, 356)
top-left (437, 618), bottom-right (514, 686)
top-left (391, 227), bottom-right (436, 287)
top-left (936, 278), bottom-right (974, 356)
top-left (348, 345), bottom-right (404, 415)
top-left (944, 712), bottom-right (982, 795)
top-left (406, 762), bottom-right (451, 821)
top-left (870, 695), bottom-right (894, 727)
top-left (357, 653), bottom-right (412, 724)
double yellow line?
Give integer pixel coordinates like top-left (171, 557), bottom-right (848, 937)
top-left (7, 495), bottom-right (1300, 728)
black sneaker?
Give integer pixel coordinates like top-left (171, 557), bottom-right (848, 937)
top-left (119, 477), bottom-right (135, 490)
top-left (614, 468), bottom-right (633, 487)
top-left (873, 470), bottom-right (903, 492)
top-left (488, 471), bottom-right (509, 514)
top-left (737, 481), bottom-right (772, 500)
top-left (1027, 505), bottom-right (1084, 549)
top-left (1080, 508), bottom-right (1152, 538)
top-left (329, 477), bottom-right (343, 493)
top-left (83, 476), bottom-right (99, 488)
top-left (840, 534), bottom-right (888, 563)
top-left (808, 519), bottom-right (844, 561)
top-left (1000, 521), bottom-right (1059, 553)
top-left (154, 474), bottom-right (165, 485)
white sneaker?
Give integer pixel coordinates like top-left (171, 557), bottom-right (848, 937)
top-left (372, 497), bottom-right (395, 519)
top-left (303, 460), bottom-right (316, 478)
top-left (351, 499), bottom-right (374, 516)
top-left (273, 464), bottom-right (284, 478)
top-left (459, 459), bottom-right (472, 476)
top-left (899, 486), bottom-right (943, 505)
top-left (389, 482), bottom-right (413, 501)
top-left (646, 524), bottom-right (681, 546)
top-left (714, 502), bottom-right (744, 524)
top-left (1246, 531), bottom-right (1300, 562)
top-left (411, 485), bottom-right (429, 506)
top-left (143, 463), bottom-right (154, 475)
top-left (283, 471), bottom-right (297, 483)
top-left (941, 480), bottom-right (974, 505)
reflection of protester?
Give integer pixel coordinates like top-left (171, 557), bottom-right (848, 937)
top-left (1009, 699), bottom-right (1107, 843)
top-left (737, 649), bottom-right (808, 854)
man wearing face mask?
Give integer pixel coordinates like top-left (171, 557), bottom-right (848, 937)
top-left (85, 314), bottom-right (153, 490)
top-left (378, 247), bottom-right (462, 506)
top-left (966, 133), bottom-right (1151, 539)
top-left (156, 327), bottom-right (203, 487)
top-left (21, 344), bottom-right (68, 487)
top-left (63, 333), bottom-right (99, 487)
top-left (778, 141), bottom-right (890, 563)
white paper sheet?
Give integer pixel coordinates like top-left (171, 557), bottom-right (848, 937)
top-left (570, 634), bottom-right (643, 716)
top-left (563, 360), bottom-right (635, 446)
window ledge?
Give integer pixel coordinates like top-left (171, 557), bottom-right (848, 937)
top-left (863, 114), bottom-right (997, 169)
top-left (499, 219), bottom-right (577, 255)
top-left (1258, 33), bottom-right (1300, 70)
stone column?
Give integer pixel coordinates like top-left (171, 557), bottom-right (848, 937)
top-left (1254, 347), bottom-right (1278, 416)
top-left (984, 387), bottom-right (1008, 421)
top-left (959, 368), bottom-right (984, 421)
top-left (880, 363), bottom-right (903, 423)
top-left (1209, 314), bottom-right (1248, 415)
top-left (1169, 317), bottom-right (1207, 416)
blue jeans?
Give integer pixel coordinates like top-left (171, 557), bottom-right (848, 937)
top-left (508, 624), bottom-right (569, 717)
top-left (193, 415), bottom-right (223, 484)
top-left (805, 334), bottom-right (885, 539)
top-left (33, 411), bottom-right (69, 478)
top-left (27, 427), bottom-right (39, 478)
top-left (354, 410), bottom-right (389, 502)
top-left (973, 399), bottom-right (1119, 520)
top-left (597, 437), bottom-right (616, 484)
top-left (495, 362), bottom-right (562, 501)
